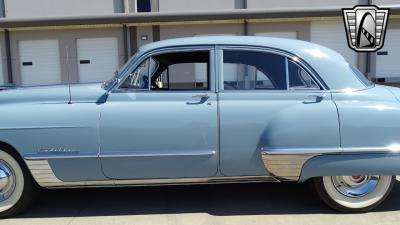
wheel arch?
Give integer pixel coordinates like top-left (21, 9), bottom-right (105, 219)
top-left (0, 140), bottom-right (32, 176)
top-left (299, 153), bottom-right (400, 182)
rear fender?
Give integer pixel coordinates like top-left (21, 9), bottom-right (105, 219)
top-left (299, 153), bottom-right (400, 182)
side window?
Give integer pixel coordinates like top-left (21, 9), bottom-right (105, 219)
top-left (223, 50), bottom-right (286, 90)
top-left (288, 59), bottom-right (320, 90)
top-left (119, 58), bottom-right (158, 90)
top-left (150, 51), bottom-right (209, 91)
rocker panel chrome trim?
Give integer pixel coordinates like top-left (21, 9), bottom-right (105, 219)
top-left (25, 157), bottom-right (279, 188)
top-left (261, 146), bottom-right (400, 181)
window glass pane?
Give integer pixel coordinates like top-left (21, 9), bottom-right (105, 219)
top-left (137, 0), bottom-right (151, 12)
top-left (223, 50), bottom-right (286, 90)
top-left (288, 60), bottom-right (320, 89)
top-left (151, 51), bottom-right (209, 91)
top-left (349, 65), bottom-right (373, 87)
top-left (167, 63), bottom-right (207, 90)
top-left (119, 58), bottom-right (152, 90)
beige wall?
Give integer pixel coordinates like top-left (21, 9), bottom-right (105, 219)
top-left (247, 0), bottom-right (358, 9)
top-left (372, 0), bottom-right (400, 5)
top-left (160, 23), bottom-right (244, 40)
top-left (9, 27), bottom-right (125, 85)
top-left (4, 0), bottom-right (122, 18)
top-left (158, 0), bottom-right (238, 12)
top-left (0, 32), bottom-right (8, 84)
top-left (136, 26), bottom-right (154, 47)
top-left (248, 21), bottom-right (310, 41)
top-left (370, 18), bottom-right (400, 78)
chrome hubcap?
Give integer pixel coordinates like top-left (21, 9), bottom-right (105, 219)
top-left (0, 160), bottom-right (15, 202)
top-left (332, 175), bottom-right (379, 198)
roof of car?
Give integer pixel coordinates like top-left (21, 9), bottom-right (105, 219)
top-left (137, 36), bottom-right (366, 90)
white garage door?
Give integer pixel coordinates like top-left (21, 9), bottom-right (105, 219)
top-left (255, 32), bottom-right (298, 39)
top-left (311, 21), bottom-right (358, 66)
top-left (77, 38), bottom-right (119, 83)
top-left (376, 29), bottom-right (400, 78)
top-left (19, 40), bottom-right (62, 86)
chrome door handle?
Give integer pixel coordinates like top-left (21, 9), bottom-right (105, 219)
top-left (303, 94), bottom-right (326, 104)
top-left (191, 94), bottom-right (210, 99)
top-left (186, 94), bottom-right (210, 105)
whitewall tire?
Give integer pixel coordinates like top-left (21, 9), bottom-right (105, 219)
top-left (313, 175), bottom-right (395, 212)
top-left (0, 149), bottom-right (38, 218)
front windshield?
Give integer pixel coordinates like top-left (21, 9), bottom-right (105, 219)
top-left (102, 53), bottom-right (137, 90)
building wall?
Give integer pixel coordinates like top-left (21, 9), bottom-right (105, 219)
top-left (4, 0), bottom-right (122, 18)
top-left (160, 23), bottom-right (244, 40)
top-left (9, 27), bottom-right (125, 85)
top-left (370, 18), bottom-right (400, 82)
top-left (372, 0), bottom-right (400, 5)
top-left (158, 0), bottom-right (240, 12)
top-left (246, 0), bottom-right (359, 9)
top-left (0, 0), bottom-right (399, 85)
top-left (0, 31), bottom-right (7, 84)
top-left (247, 21), bottom-right (310, 41)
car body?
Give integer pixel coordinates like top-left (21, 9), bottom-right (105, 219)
top-left (0, 36), bottom-right (400, 216)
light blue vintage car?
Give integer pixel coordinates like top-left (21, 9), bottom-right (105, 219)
top-left (0, 36), bottom-right (399, 217)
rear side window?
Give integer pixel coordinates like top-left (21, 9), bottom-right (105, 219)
top-left (350, 65), bottom-right (374, 87)
top-left (223, 50), bottom-right (286, 90)
top-left (288, 59), bottom-right (320, 90)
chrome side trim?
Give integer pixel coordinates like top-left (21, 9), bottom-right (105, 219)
top-left (261, 147), bottom-right (341, 155)
top-left (261, 146), bottom-right (400, 181)
top-left (99, 150), bottom-right (217, 158)
top-left (25, 159), bottom-right (64, 186)
top-left (261, 153), bottom-right (316, 181)
top-left (24, 152), bottom-right (98, 160)
top-left (24, 150), bottom-right (216, 160)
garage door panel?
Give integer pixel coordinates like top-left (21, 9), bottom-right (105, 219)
top-left (77, 38), bottom-right (119, 83)
top-left (255, 32), bottom-right (298, 39)
top-left (19, 40), bottom-right (62, 86)
top-left (376, 29), bottom-right (400, 78)
top-left (311, 21), bottom-right (357, 67)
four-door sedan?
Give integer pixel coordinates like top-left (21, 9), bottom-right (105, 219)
top-left (0, 36), bottom-right (400, 217)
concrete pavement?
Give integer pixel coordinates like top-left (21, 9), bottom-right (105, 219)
top-left (2, 178), bottom-right (400, 225)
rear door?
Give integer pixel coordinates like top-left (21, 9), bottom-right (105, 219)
top-left (217, 47), bottom-right (341, 177)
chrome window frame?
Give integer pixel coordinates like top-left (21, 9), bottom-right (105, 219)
top-left (111, 46), bottom-right (216, 93)
top-left (216, 46), bottom-right (328, 92)
top-left (286, 57), bottom-right (322, 91)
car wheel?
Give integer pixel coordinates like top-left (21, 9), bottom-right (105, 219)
top-left (313, 175), bottom-right (395, 213)
top-left (0, 149), bottom-right (39, 218)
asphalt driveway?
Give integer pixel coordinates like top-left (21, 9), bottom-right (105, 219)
top-left (1, 178), bottom-right (400, 225)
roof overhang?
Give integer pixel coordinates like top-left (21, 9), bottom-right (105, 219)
top-left (0, 6), bottom-right (399, 29)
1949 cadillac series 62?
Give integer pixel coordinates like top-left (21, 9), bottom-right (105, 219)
top-left (0, 36), bottom-right (400, 217)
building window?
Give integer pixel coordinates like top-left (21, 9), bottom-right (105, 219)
top-left (137, 0), bottom-right (151, 12)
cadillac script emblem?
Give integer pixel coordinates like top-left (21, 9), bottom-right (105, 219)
top-left (342, 5), bottom-right (390, 52)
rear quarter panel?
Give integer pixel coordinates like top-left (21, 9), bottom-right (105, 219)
top-left (333, 85), bottom-right (400, 150)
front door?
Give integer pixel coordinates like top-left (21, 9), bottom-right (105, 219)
top-left (217, 48), bottom-right (340, 176)
top-left (99, 48), bottom-right (219, 180)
